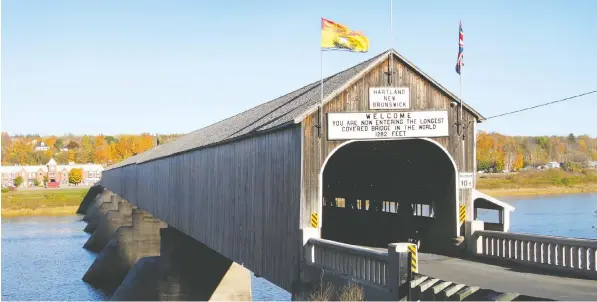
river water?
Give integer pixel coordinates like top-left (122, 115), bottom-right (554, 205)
top-left (2, 193), bottom-right (596, 301)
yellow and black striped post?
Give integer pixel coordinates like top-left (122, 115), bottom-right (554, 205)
top-left (459, 204), bottom-right (466, 224)
top-left (407, 243), bottom-right (418, 275)
top-left (310, 212), bottom-right (318, 228)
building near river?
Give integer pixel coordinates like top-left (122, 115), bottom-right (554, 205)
top-left (0, 158), bottom-right (104, 188)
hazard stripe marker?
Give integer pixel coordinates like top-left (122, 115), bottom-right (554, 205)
top-left (310, 212), bottom-right (318, 228)
top-left (408, 243), bottom-right (418, 274)
top-left (459, 205), bottom-right (466, 223)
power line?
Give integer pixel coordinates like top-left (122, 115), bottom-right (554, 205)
top-left (482, 90), bottom-right (597, 121)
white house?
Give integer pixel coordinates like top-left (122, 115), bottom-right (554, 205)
top-left (34, 141), bottom-right (50, 152)
top-left (546, 162), bottom-right (561, 169)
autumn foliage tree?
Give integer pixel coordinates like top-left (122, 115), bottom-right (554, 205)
top-left (69, 168), bottom-right (83, 185)
top-left (476, 132), bottom-right (597, 172)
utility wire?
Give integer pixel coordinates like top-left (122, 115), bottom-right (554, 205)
top-left (482, 90), bottom-right (597, 121)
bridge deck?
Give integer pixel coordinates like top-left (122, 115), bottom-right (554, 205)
top-left (369, 248), bottom-right (597, 300)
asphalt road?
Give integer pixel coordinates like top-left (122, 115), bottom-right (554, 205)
top-left (416, 253), bottom-right (597, 300)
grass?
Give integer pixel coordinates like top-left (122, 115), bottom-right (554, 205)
top-left (477, 169), bottom-right (597, 197)
top-left (1, 187), bottom-right (89, 217)
top-left (300, 271), bottom-right (365, 301)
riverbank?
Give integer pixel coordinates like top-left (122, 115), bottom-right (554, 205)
top-left (1, 187), bottom-right (89, 218)
top-left (478, 185), bottom-right (597, 197)
top-left (477, 170), bottom-right (597, 197)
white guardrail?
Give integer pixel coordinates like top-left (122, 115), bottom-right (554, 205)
top-left (473, 230), bottom-right (597, 278)
top-left (304, 238), bottom-right (390, 287)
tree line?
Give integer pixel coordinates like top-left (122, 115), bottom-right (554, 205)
top-left (476, 132), bottom-right (597, 172)
top-left (1, 133), bottom-right (183, 166)
top-left (2, 131), bottom-right (596, 171)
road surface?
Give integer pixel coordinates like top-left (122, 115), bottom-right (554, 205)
top-left (363, 246), bottom-right (597, 300)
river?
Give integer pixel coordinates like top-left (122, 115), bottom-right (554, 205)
top-left (2, 193), bottom-right (596, 301)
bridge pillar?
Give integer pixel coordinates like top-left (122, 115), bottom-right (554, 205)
top-left (84, 198), bottom-right (133, 253)
top-left (156, 227), bottom-right (252, 301)
top-left (112, 227), bottom-right (251, 301)
top-left (83, 208), bottom-right (166, 293)
top-left (83, 190), bottom-right (114, 233)
top-left (77, 185), bottom-right (103, 215)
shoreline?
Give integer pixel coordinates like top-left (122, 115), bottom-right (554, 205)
top-left (478, 186), bottom-right (597, 198)
top-left (1, 206), bottom-right (79, 218)
top-left (2, 186), bottom-right (596, 218)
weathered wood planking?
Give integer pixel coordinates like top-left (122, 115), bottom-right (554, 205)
top-left (301, 54), bottom-right (477, 234)
top-left (102, 126), bottom-right (302, 292)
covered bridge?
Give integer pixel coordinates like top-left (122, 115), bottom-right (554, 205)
top-left (101, 48), bottom-right (494, 292)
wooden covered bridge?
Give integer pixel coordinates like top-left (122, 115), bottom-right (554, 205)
top-left (98, 48), bottom-right (512, 296)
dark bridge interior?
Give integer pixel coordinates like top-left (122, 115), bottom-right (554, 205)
top-left (321, 139), bottom-right (457, 253)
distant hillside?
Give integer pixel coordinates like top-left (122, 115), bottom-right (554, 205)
top-left (1, 132), bottom-right (184, 166)
top-left (476, 132), bottom-right (597, 172)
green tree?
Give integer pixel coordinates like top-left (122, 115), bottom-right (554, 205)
top-left (55, 151), bottom-right (68, 164)
top-left (13, 176), bottom-right (23, 188)
top-left (105, 136), bottom-right (118, 144)
top-left (54, 138), bottom-right (64, 149)
top-left (477, 160), bottom-right (493, 172)
top-left (567, 133), bottom-right (576, 144)
top-left (43, 176), bottom-right (49, 185)
top-left (79, 135), bottom-right (93, 163)
top-left (33, 179), bottom-right (41, 187)
top-left (69, 168), bottom-right (83, 185)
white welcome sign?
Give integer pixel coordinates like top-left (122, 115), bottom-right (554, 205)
top-left (327, 111), bottom-right (449, 140)
top-left (369, 87), bottom-right (410, 109)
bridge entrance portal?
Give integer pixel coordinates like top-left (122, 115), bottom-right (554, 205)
top-left (320, 139), bottom-right (458, 253)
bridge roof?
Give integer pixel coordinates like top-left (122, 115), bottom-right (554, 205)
top-left (473, 189), bottom-right (515, 212)
top-left (106, 49), bottom-right (484, 170)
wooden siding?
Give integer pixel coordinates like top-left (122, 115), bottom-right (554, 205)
top-left (101, 126), bottom-right (303, 292)
top-left (301, 54), bottom-right (477, 235)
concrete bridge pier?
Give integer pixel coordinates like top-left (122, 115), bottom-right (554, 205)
top-left (112, 227), bottom-right (252, 301)
top-left (84, 197), bottom-right (134, 253)
top-left (83, 208), bottom-right (166, 292)
top-left (77, 185), bottom-right (103, 215)
top-left (83, 190), bottom-right (115, 233)
top-left (156, 227), bottom-right (252, 301)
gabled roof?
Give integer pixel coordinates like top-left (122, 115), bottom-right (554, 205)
top-left (106, 49), bottom-right (484, 170)
top-left (35, 141), bottom-right (49, 148)
top-left (473, 189), bottom-right (515, 212)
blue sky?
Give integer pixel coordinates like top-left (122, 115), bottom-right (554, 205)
top-left (2, 0), bottom-right (596, 137)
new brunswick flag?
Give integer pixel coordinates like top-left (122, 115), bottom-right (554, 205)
top-left (321, 18), bottom-right (369, 52)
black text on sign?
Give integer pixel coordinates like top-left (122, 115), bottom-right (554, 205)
top-left (369, 87), bottom-right (410, 109)
top-left (327, 111), bottom-right (449, 140)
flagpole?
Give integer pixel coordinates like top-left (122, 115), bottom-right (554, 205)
top-left (460, 66), bottom-right (464, 169)
top-left (459, 21), bottom-right (464, 172)
top-left (390, 0), bottom-right (393, 47)
top-left (389, 0), bottom-right (393, 84)
top-left (319, 49), bottom-right (323, 138)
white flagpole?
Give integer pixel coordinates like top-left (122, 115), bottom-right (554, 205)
top-left (390, 0), bottom-right (393, 48)
top-left (388, 0), bottom-right (394, 85)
